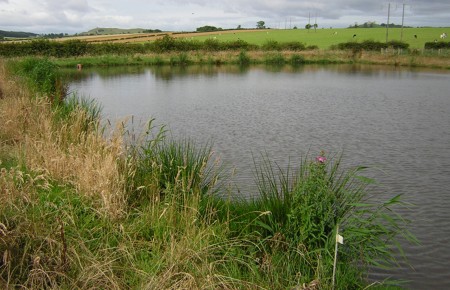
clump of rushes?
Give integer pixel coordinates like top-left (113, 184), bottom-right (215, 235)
top-left (220, 151), bottom-right (416, 289)
top-left (126, 120), bottom-right (221, 209)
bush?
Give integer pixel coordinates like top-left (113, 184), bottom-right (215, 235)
top-left (306, 44), bottom-right (319, 50)
top-left (223, 39), bottom-right (255, 50)
top-left (334, 40), bottom-right (409, 51)
top-left (386, 40), bottom-right (409, 50)
top-left (280, 41), bottom-right (306, 51)
top-left (203, 38), bottom-right (222, 51)
top-left (238, 50), bottom-right (251, 65)
top-left (147, 35), bottom-right (176, 53)
top-left (424, 41), bottom-right (450, 49)
top-left (290, 54), bottom-right (306, 65)
top-left (264, 53), bottom-right (285, 65)
top-left (12, 58), bottom-right (66, 103)
top-left (261, 40), bottom-right (281, 51)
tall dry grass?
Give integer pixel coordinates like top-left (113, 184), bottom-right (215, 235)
top-left (1, 59), bottom-right (135, 288)
top-left (0, 59), bottom-right (128, 217)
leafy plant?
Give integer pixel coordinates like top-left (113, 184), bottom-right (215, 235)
top-left (11, 58), bottom-right (67, 103)
top-left (230, 152), bottom-right (416, 288)
top-left (238, 50), bottom-right (251, 65)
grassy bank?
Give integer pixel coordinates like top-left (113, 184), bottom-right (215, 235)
top-left (52, 49), bottom-right (450, 70)
top-left (1, 58), bottom-right (416, 289)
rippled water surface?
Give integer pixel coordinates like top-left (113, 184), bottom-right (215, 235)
top-left (68, 64), bottom-right (450, 289)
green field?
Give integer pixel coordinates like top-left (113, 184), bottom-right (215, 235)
top-left (189, 27), bottom-right (450, 49)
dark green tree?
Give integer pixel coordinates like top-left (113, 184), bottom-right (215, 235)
top-left (196, 25), bottom-right (222, 32)
top-left (256, 21), bottom-right (266, 29)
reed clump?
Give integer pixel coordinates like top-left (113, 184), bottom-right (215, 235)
top-left (0, 58), bottom-right (415, 289)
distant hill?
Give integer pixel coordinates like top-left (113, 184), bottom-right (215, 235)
top-left (0, 30), bottom-right (38, 38)
top-left (79, 27), bottom-right (162, 36)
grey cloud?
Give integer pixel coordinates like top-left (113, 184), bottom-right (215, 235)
top-left (1, 0), bottom-right (449, 34)
top-left (44, 0), bottom-right (92, 13)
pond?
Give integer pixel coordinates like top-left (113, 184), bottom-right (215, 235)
top-left (68, 64), bottom-right (450, 289)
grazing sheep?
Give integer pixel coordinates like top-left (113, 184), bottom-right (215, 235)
top-left (353, 34), bottom-right (356, 38)
top-left (440, 33), bottom-right (447, 39)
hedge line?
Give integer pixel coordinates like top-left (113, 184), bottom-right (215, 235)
top-left (424, 41), bottom-right (450, 49)
top-left (1, 37), bottom-right (415, 58)
top-left (0, 37), bottom-right (257, 57)
top-left (331, 40), bottom-right (409, 51)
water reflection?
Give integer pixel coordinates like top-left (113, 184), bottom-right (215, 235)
top-left (64, 63), bottom-right (450, 85)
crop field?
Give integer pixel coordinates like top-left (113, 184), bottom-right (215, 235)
top-left (60, 29), bottom-right (264, 44)
top-left (188, 27), bottom-right (449, 49)
top-left (63, 27), bottom-right (449, 50)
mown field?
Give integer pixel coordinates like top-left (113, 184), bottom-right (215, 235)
top-left (62, 27), bottom-right (450, 50)
top-left (188, 27), bottom-right (449, 50)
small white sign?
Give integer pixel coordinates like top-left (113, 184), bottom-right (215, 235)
top-left (336, 234), bottom-right (344, 245)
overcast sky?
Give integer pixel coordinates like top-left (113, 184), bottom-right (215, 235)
top-left (1, 0), bottom-right (449, 34)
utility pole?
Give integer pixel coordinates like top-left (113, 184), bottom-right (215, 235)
top-left (400, 3), bottom-right (408, 41)
top-left (400, 3), bottom-right (405, 41)
top-left (386, 3), bottom-right (391, 43)
top-left (314, 12), bottom-right (317, 32)
top-left (308, 12), bottom-right (311, 33)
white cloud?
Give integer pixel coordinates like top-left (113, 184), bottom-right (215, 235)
top-left (0, 0), bottom-right (449, 34)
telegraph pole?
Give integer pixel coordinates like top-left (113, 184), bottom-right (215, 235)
top-left (314, 12), bottom-right (317, 32)
top-left (400, 3), bottom-right (408, 41)
top-left (386, 3), bottom-right (391, 42)
top-left (308, 12), bottom-right (311, 32)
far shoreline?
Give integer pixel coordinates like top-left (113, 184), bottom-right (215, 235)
top-left (52, 50), bottom-right (450, 70)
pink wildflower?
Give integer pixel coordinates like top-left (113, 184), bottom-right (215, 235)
top-left (316, 155), bottom-right (326, 163)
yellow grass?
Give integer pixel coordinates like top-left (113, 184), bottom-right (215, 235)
top-left (0, 60), bottom-right (129, 217)
top-left (58, 29), bottom-right (268, 43)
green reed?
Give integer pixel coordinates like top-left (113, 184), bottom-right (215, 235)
top-left (217, 152), bottom-right (416, 288)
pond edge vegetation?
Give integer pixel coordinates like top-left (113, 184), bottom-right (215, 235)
top-left (1, 36), bottom-right (450, 69)
top-left (1, 57), bottom-right (418, 288)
